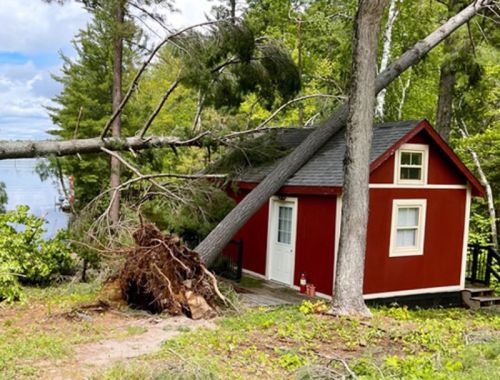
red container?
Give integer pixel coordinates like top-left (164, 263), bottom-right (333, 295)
top-left (299, 273), bottom-right (307, 293)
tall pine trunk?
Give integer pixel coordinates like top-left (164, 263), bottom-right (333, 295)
top-left (330, 0), bottom-right (387, 317)
top-left (110, 1), bottom-right (124, 226)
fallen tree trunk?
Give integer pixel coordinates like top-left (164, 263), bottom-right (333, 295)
top-left (195, 0), bottom-right (491, 264)
top-left (0, 134), bottom-right (207, 160)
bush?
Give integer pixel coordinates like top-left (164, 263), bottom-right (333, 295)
top-left (0, 206), bottom-right (74, 302)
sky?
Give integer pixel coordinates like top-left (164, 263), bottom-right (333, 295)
top-left (0, 0), bottom-right (214, 141)
top-left (0, 0), bottom-right (214, 235)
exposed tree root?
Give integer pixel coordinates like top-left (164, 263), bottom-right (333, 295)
top-left (118, 224), bottom-right (224, 319)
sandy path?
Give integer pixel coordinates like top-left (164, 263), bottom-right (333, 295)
top-left (43, 315), bottom-right (215, 379)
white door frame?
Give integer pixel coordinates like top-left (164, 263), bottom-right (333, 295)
top-left (266, 196), bottom-right (298, 286)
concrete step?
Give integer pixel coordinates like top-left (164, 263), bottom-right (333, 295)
top-left (462, 287), bottom-right (498, 309)
top-left (470, 296), bottom-right (500, 307)
top-left (463, 287), bottom-right (494, 297)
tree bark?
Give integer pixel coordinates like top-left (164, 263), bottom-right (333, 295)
top-left (194, 0), bottom-right (491, 264)
top-left (435, 0), bottom-right (457, 141)
top-left (109, 0), bottom-right (125, 226)
top-left (0, 135), bottom-right (207, 159)
top-left (297, 18), bottom-right (304, 126)
top-left (375, 0), bottom-right (399, 120)
top-left (330, 0), bottom-right (387, 317)
top-left (436, 63), bottom-right (456, 141)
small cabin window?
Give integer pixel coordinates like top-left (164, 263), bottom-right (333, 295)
top-left (389, 199), bottom-right (427, 257)
top-left (395, 144), bottom-right (428, 185)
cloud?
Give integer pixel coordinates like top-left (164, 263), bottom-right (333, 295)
top-left (0, 0), bottom-right (216, 143)
top-left (0, 0), bottom-right (89, 55)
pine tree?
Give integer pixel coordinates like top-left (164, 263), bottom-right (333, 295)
top-left (47, 3), bottom-right (142, 208)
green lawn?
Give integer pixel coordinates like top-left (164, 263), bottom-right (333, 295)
top-left (0, 283), bottom-right (499, 380)
top-left (98, 302), bottom-right (500, 379)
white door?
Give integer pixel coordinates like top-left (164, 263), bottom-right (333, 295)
top-left (268, 198), bottom-right (297, 285)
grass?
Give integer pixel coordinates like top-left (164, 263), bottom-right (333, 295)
top-left (0, 282), bottom-right (100, 379)
top-left (97, 303), bottom-right (500, 380)
top-left (1, 282), bottom-right (499, 380)
top-left (0, 281), bottom-right (120, 379)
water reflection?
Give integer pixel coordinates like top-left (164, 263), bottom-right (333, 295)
top-left (0, 158), bottom-right (69, 238)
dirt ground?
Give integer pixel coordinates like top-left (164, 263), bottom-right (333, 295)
top-left (0, 285), bottom-right (216, 380)
top-left (43, 315), bottom-right (215, 379)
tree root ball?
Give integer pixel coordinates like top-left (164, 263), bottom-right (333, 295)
top-left (119, 224), bottom-right (221, 319)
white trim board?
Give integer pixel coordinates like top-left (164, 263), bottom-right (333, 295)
top-left (369, 184), bottom-right (467, 189)
top-left (460, 185), bottom-right (472, 288)
top-left (363, 285), bottom-right (463, 300)
top-left (242, 270), bottom-right (462, 301)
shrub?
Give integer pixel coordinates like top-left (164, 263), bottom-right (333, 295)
top-left (0, 206), bottom-right (74, 302)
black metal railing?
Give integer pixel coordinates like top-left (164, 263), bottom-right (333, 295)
top-left (210, 239), bottom-right (243, 282)
top-left (466, 244), bottom-right (500, 285)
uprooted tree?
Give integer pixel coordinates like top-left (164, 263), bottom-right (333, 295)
top-left (0, 1), bottom-right (494, 316)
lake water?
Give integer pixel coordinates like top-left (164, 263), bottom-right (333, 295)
top-left (0, 158), bottom-right (69, 238)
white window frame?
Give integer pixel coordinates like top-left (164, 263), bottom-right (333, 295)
top-left (394, 143), bottom-right (429, 185)
top-left (389, 199), bottom-right (427, 257)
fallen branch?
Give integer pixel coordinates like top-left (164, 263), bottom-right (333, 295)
top-left (0, 134), bottom-right (207, 160)
top-left (139, 76), bottom-right (181, 138)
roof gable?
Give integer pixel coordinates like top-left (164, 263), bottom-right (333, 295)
top-left (370, 120), bottom-right (484, 196)
top-left (236, 120), bottom-right (485, 196)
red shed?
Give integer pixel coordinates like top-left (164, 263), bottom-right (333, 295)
top-left (223, 120), bottom-right (485, 303)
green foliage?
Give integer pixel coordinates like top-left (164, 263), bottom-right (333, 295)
top-left (0, 206), bottom-right (73, 302)
top-left (176, 21), bottom-right (300, 112)
top-left (206, 133), bottom-right (292, 177)
top-left (141, 183), bottom-right (235, 247)
top-left (298, 300), bottom-right (328, 315)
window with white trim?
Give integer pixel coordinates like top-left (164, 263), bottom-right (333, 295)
top-left (389, 199), bottom-right (427, 257)
top-left (395, 144), bottom-right (429, 185)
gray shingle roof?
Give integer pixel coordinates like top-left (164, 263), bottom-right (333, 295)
top-left (238, 120), bottom-right (422, 187)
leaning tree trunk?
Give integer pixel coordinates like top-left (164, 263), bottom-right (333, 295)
top-left (330, 0), bottom-right (387, 317)
top-left (195, 0), bottom-right (492, 265)
top-left (110, 1), bottom-right (124, 226)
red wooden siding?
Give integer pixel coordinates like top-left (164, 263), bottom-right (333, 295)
top-left (370, 130), bottom-right (466, 185)
top-left (364, 188), bottom-right (467, 294)
top-left (227, 189), bottom-right (268, 275)
top-left (227, 189), bottom-right (337, 295)
top-left (294, 195), bottom-right (336, 295)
